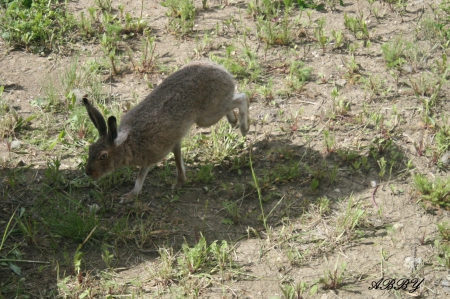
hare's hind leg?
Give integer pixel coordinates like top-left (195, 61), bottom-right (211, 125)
top-left (232, 93), bottom-right (249, 136)
top-left (173, 141), bottom-right (186, 187)
top-left (120, 165), bottom-right (151, 204)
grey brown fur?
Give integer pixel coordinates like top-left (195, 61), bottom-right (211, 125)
top-left (83, 61), bottom-right (249, 203)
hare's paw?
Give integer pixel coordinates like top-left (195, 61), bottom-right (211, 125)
top-left (119, 191), bottom-right (136, 204)
top-left (171, 174), bottom-right (186, 190)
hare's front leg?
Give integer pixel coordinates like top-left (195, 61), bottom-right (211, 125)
top-left (233, 93), bottom-right (249, 136)
top-left (120, 165), bottom-right (151, 204)
top-left (173, 141), bottom-right (186, 188)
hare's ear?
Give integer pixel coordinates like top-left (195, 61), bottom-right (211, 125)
top-left (83, 97), bottom-right (107, 136)
top-left (107, 116), bottom-right (118, 144)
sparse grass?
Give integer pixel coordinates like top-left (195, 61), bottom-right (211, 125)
top-left (161, 0), bottom-right (196, 35)
top-left (2, 1), bottom-right (450, 298)
top-left (319, 260), bottom-right (347, 290)
top-left (381, 37), bottom-right (407, 68)
top-left (0, 86), bottom-right (35, 138)
top-left (414, 174), bottom-right (450, 209)
top-left (210, 44), bottom-right (262, 82)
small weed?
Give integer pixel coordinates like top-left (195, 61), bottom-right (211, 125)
top-left (0, 87), bottom-right (35, 137)
top-left (331, 29), bottom-right (345, 49)
top-left (409, 72), bottom-right (440, 98)
top-left (435, 240), bottom-right (450, 268)
top-left (194, 163), bottom-right (215, 184)
top-left (222, 201), bottom-right (241, 224)
top-left (314, 19), bottom-right (329, 54)
top-left (257, 79), bottom-right (275, 102)
top-left (413, 174), bottom-right (450, 209)
top-left (437, 222), bottom-right (450, 241)
top-left (40, 194), bottom-right (100, 241)
top-left (381, 37), bottom-right (407, 68)
top-left (335, 196), bottom-right (366, 242)
top-left (128, 30), bottom-right (157, 73)
top-left (44, 157), bottom-right (65, 186)
top-left (256, 4), bottom-right (295, 46)
top-left (280, 281), bottom-right (310, 299)
top-left (361, 74), bottom-right (388, 101)
top-left (342, 55), bottom-right (360, 82)
top-left (319, 260), bottom-right (347, 290)
top-left (101, 243), bottom-right (115, 270)
top-left (323, 130), bottom-right (336, 153)
top-left (210, 44), bottom-right (262, 82)
top-left (280, 60), bottom-right (312, 95)
top-left (343, 12), bottom-right (370, 40)
top-left (161, 0), bottom-right (196, 35)
top-left (177, 235), bottom-right (234, 276)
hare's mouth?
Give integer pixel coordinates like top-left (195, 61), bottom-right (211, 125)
top-left (87, 170), bottom-right (102, 180)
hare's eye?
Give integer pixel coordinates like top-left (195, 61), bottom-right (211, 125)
top-left (99, 153), bottom-right (108, 160)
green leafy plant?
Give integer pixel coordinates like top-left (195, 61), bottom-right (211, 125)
top-left (0, 0), bottom-right (77, 51)
top-left (319, 261), bottom-right (347, 290)
top-left (414, 174), bottom-right (450, 209)
top-left (381, 37), bottom-right (407, 68)
top-left (222, 201), bottom-right (241, 224)
top-left (161, 0), bottom-right (196, 35)
top-left (210, 44), bottom-right (262, 82)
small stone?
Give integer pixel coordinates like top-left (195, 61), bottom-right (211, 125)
top-left (404, 257), bottom-right (423, 270)
top-left (441, 151), bottom-right (450, 165)
top-left (336, 79), bottom-right (347, 87)
top-left (88, 204), bottom-right (100, 214)
top-left (393, 223), bottom-right (404, 230)
top-left (400, 64), bottom-right (413, 74)
top-left (10, 140), bottom-right (21, 149)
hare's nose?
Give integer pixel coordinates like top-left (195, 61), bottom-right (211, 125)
top-left (85, 167), bottom-right (93, 176)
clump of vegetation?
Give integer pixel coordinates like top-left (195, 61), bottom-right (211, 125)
top-left (414, 174), bottom-right (450, 209)
top-left (0, 0), bottom-right (77, 52)
top-left (210, 44), bottom-right (262, 82)
top-left (161, 0), bottom-right (196, 35)
top-left (381, 37), bottom-right (407, 68)
top-left (0, 86), bottom-right (35, 138)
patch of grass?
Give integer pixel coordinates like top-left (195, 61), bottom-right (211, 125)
top-left (222, 200), bottom-right (241, 224)
top-left (161, 0), bottom-right (196, 35)
top-left (343, 12), bottom-right (370, 41)
top-left (253, 161), bottom-right (301, 191)
top-left (0, 86), bottom-right (35, 138)
top-left (279, 60), bottom-right (313, 96)
top-left (255, 0), bottom-right (297, 46)
top-left (436, 119), bottom-right (450, 154)
top-left (381, 37), bottom-right (407, 68)
top-left (437, 222), bottom-right (450, 241)
top-left (40, 193), bottom-right (101, 241)
top-left (0, 0), bottom-right (77, 52)
top-left (414, 174), bottom-right (450, 209)
top-left (210, 44), bottom-right (262, 82)
top-left (183, 118), bottom-right (245, 165)
top-left (319, 260), bottom-right (347, 290)
top-left (334, 196), bottom-right (366, 242)
top-left (194, 163), bottom-right (215, 184)
top-left (173, 235), bottom-right (236, 279)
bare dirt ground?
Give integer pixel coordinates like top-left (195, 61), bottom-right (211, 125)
top-left (2, 0), bottom-right (450, 298)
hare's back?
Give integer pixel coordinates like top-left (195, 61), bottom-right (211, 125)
top-left (121, 61), bottom-right (236, 127)
top-left (160, 61), bottom-right (236, 105)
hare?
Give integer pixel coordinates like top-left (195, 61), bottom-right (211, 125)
top-left (83, 61), bottom-right (249, 203)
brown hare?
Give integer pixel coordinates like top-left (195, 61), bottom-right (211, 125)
top-left (83, 61), bottom-right (249, 203)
